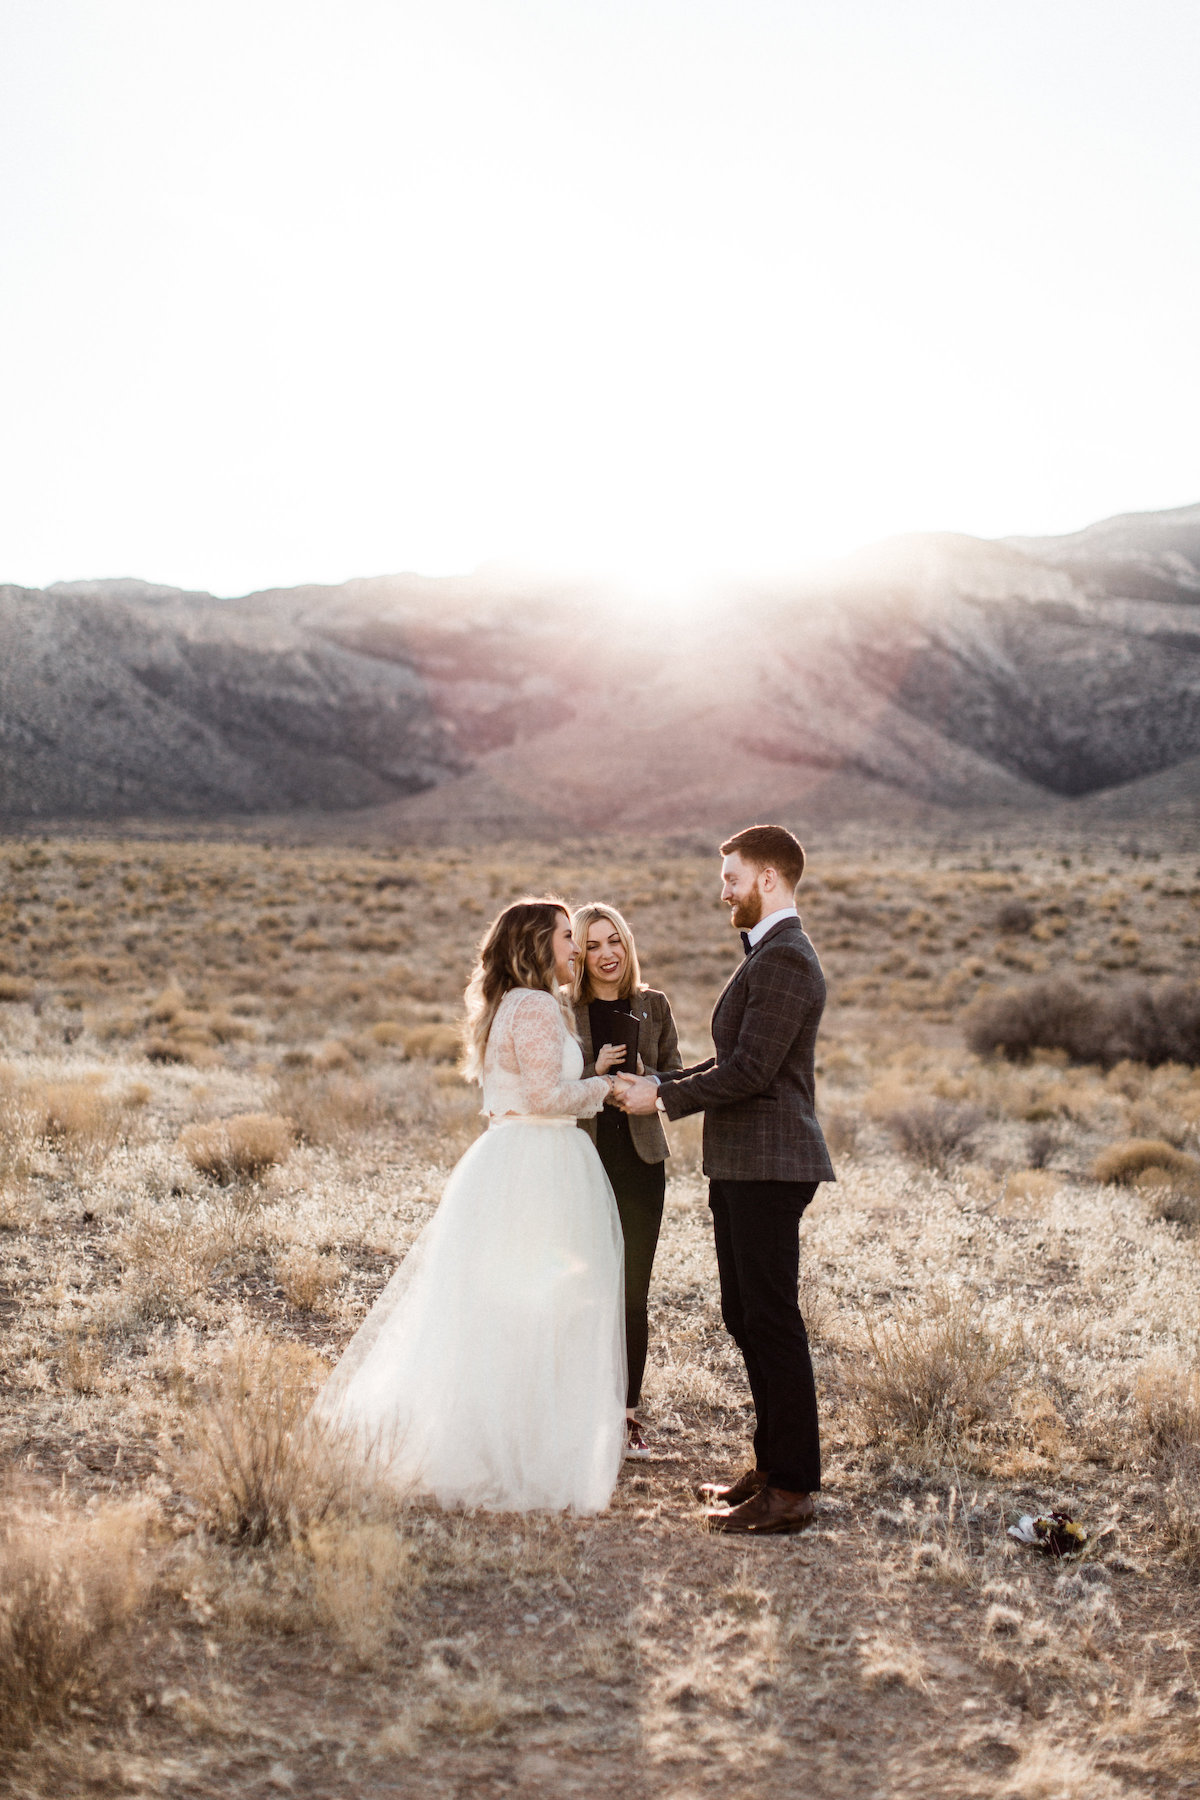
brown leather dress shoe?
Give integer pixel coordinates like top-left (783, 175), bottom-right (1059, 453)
top-left (696, 1467), bottom-right (768, 1508)
top-left (705, 1485), bottom-right (815, 1535)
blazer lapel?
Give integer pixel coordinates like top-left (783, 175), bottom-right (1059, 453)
top-left (712, 917), bottom-right (803, 1022)
top-left (711, 958), bottom-right (750, 1025)
top-left (574, 1001), bottom-right (594, 1068)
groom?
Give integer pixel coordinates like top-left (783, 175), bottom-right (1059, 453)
top-left (617, 823), bottom-right (833, 1535)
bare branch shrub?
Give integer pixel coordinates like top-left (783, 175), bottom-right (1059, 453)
top-left (0, 1491), bottom-right (149, 1751)
top-left (968, 976), bottom-right (1200, 1068)
top-left (994, 900), bottom-right (1036, 935)
top-left (885, 1100), bottom-right (982, 1169)
top-left (856, 1291), bottom-right (1021, 1457)
top-left (1026, 1123), bottom-right (1061, 1169)
top-left (175, 1338), bottom-right (353, 1546)
top-left (179, 1113), bottom-right (294, 1185)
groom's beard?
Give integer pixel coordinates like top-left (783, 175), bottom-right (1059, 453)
top-left (729, 888), bottom-right (764, 931)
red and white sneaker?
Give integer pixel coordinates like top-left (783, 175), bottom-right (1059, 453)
top-left (624, 1417), bottom-right (652, 1459)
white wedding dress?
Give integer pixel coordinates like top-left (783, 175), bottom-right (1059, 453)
top-left (315, 988), bottom-right (627, 1514)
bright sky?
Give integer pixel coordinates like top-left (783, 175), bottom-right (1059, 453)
top-left (2, 0), bottom-right (1200, 598)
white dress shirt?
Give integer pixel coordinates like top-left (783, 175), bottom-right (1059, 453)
top-left (746, 904), bottom-right (799, 947)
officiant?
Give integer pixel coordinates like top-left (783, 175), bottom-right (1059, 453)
top-left (571, 902), bottom-right (683, 1459)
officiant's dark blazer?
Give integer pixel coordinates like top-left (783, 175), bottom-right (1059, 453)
top-left (575, 988), bottom-right (682, 1164)
top-left (657, 916), bottom-right (834, 1184)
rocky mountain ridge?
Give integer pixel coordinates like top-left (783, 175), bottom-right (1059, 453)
top-left (4, 500), bottom-right (1200, 831)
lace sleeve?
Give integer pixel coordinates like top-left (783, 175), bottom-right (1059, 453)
top-left (509, 992), bottom-right (610, 1118)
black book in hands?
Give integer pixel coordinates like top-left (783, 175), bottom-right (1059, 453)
top-left (599, 1011), bottom-right (640, 1073)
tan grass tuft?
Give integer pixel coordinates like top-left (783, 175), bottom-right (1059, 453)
top-left (23, 1076), bottom-right (124, 1166)
top-left (175, 1338), bottom-right (352, 1546)
top-left (303, 1520), bottom-right (423, 1663)
top-left (0, 1491), bottom-right (149, 1751)
top-left (275, 1071), bottom-right (381, 1146)
top-left (1092, 1137), bottom-right (1200, 1187)
top-left (274, 1247), bottom-right (344, 1313)
top-left (401, 1023), bottom-right (461, 1063)
top-left (1133, 1358), bottom-right (1200, 1455)
top-left (115, 1197), bottom-right (232, 1317)
top-left (855, 1290), bottom-right (1022, 1457)
top-left (179, 1112), bottom-right (294, 1185)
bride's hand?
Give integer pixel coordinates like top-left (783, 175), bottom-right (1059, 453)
top-left (595, 1043), bottom-right (627, 1075)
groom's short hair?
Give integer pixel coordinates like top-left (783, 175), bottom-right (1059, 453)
top-left (720, 824), bottom-right (806, 891)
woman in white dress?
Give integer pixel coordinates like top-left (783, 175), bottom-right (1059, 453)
top-left (315, 898), bottom-right (628, 1514)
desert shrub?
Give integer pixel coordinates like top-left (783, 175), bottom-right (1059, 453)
top-left (1156, 1447), bottom-right (1200, 1568)
top-left (856, 1291), bottom-right (1021, 1456)
top-left (0, 1079), bottom-right (32, 1189)
top-left (275, 1072), bottom-right (381, 1146)
top-left (885, 1101), bottom-right (982, 1169)
top-left (115, 1199), bottom-right (233, 1317)
top-left (1002, 1168), bottom-right (1061, 1209)
top-left (59, 1328), bottom-right (107, 1395)
top-left (995, 900), bottom-right (1036, 935)
top-left (402, 1023), bottom-right (461, 1063)
top-left (968, 977), bottom-right (1200, 1068)
top-left (1026, 1123), bottom-right (1061, 1168)
top-left (0, 1493), bottom-right (149, 1750)
top-left (368, 1020), bottom-right (406, 1048)
top-left (822, 1109), bottom-right (859, 1160)
top-left (275, 1247), bottom-right (344, 1313)
top-left (1133, 1358), bottom-right (1200, 1454)
top-left (179, 1112), bottom-right (294, 1184)
top-left (1091, 1138), bottom-right (1200, 1188)
top-left (1134, 1361), bottom-right (1200, 1567)
top-left (303, 1521), bottom-right (423, 1663)
top-left (148, 982), bottom-right (187, 1023)
top-left (23, 1077), bottom-right (124, 1166)
top-left (0, 975), bottom-right (34, 1003)
top-left (175, 1339), bottom-right (353, 1547)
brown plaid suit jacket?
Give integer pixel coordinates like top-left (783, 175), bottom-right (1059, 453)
top-left (574, 988), bottom-right (682, 1163)
top-left (657, 915), bottom-right (835, 1183)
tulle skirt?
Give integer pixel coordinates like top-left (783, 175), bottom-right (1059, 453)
top-left (315, 1118), bottom-right (627, 1514)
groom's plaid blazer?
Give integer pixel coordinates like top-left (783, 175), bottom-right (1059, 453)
top-left (657, 915), bottom-right (834, 1183)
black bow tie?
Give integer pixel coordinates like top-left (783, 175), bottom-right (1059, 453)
top-left (740, 931), bottom-right (753, 957)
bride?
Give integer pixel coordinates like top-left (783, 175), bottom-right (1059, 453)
top-left (315, 898), bottom-right (628, 1514)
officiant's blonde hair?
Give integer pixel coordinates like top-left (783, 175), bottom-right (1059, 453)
top-left (461, 897), bottom-right (574, 1081)
top-left (570, 902), bottom-right (643, 1004)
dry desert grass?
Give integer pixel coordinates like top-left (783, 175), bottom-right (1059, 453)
top-left (1, 831), bottom-right (1200, 1796)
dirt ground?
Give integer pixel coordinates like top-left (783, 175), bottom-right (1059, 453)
top-left (2, 831), bottom-right (1200, 1798)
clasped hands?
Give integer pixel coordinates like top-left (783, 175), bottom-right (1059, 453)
top-left (595, 1044), bottom-right (660, 1116)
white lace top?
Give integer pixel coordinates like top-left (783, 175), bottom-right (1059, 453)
top-left (481, 989), bottom-right (610, 1120)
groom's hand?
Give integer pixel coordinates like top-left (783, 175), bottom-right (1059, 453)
top-left (614, 1073), bottom-right (660, 1115)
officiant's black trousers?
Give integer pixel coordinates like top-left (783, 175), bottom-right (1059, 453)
top-left (709, 1179), bottom-right (821, 1493)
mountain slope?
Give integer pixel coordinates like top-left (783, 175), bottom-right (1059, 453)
top-left (4, 500), bottom-right (1200, 829)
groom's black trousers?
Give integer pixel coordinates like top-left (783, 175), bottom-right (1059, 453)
top-left (708, 1179), bottom-right (821, 1493)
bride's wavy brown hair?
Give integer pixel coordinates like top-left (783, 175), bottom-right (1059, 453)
top-left (461, 897), bottom-right (573, 1082)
